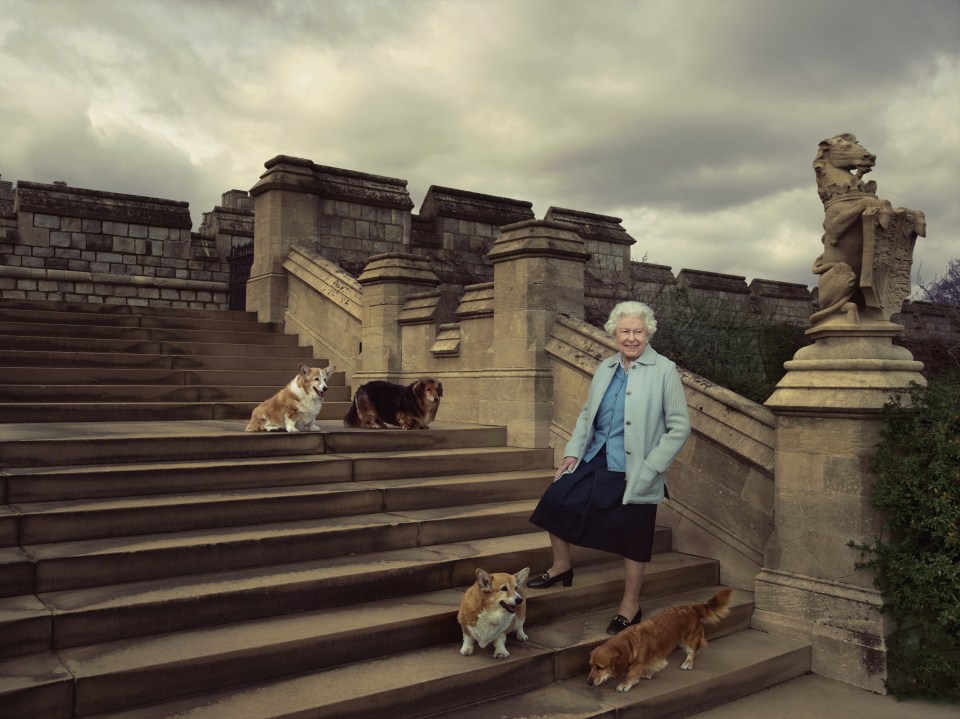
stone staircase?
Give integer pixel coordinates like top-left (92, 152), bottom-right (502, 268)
top-left (0, 299), bottom-right (810, 718)
top-left (0, 298), bottom-right (350, 423)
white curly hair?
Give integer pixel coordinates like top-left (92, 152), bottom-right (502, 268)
top-left (603, 301), bottom-right (657, 338)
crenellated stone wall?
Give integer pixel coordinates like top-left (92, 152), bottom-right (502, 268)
top-left (198, 189), bottom-right (255, 261)
top-left (0, 180), bottom-right (229, 308)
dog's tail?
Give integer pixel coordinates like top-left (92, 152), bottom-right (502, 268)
top-left (343, 394), bottom-right (361, 427)
top-left (697, 588), bottom-right (732, 625)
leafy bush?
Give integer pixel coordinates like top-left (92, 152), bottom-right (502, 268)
top-left (853, 380), bottom-right (960, 700)
top-left (585, 279), bottom-right (810, 403)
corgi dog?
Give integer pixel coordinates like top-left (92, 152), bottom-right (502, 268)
top-left (458, 567), bottom-right (530, 659)
top-left (587, 588), bottom-right (732, 692)
top-left (246, 364), bottom-right (336, 432)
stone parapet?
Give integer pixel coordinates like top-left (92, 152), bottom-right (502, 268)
top-left (414, 186), bottom-right (535, 286)
top-left (749, 278), bottom-right (814, 325)
top-left (199, 190), bottom-right (255, 261)
top-left (251, 155), bottom-right (414, 211)
top-left (0, 181), bottom-right (228, 308)
top-left (419, 185), bottom-right (534, 226)
top-left (677, 268), bottom-right (750, 295)
top-left (0, 175), bottom-right (13, 216)
top-left (545, 206), bottom-right (635, 289)
top-left (0, 264), bottom-right (228, 308)
top-left (14, 181), bottom-right (192, 228)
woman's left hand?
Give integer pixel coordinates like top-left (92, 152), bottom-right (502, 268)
top-left (554, 456), bottom-right (577, 481)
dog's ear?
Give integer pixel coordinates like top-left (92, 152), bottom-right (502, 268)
top-left (298, 363), bottom-right (308, 376)
top-left (475, 568), bottom-right (492, 591)
top-left (412, 380), bottom-right (425, 398)
top-left (514, 567), bottom-right (530, 587)
top-left (325, 365), bottom-right (336, 377)
top-left (437, 381), bottom-right (443, 398)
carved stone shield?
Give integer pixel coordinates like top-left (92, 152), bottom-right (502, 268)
top-left (859, 208), bottom-right (918, 321)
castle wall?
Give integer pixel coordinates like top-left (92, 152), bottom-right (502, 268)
top-left (0, 181), bottom-right (229, 309)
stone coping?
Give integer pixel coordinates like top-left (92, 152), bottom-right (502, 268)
top-left (0, 265), bottom-right (228, 292)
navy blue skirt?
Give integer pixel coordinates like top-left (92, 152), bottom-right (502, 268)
top-left (529, 448), bottom-right (658, 562)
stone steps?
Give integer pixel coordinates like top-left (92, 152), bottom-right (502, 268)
top-left (0, 400), bottom-right (350, 423)
top-left (0, 297), bottom-right (331, 423)
top-left (0, 384), bottom-right (353, 403)
top-left (0, 334), bottom-right (312, 357)
top-left (0, 367), bottom-right (319, 386)
top-left (12, 472), bottom-right (550, 543)
top-left (0, 298), bottom-right (257, 322)
top-left (424, 628), bottom-right (810, 719)
top-left (3, 445), bottom-right (553, 502)
top-left (0, 349), bottom-right (317, 370)
top-left (0, 320), bottom-right (301, 345)
top-left (22, 498), bottom-right (545, 592)
top-left (0, 299), bottom-right (812, 718)
top-left (1, 555), bottom-right (759, 718)
top-left (0, 420), bottom-right (509, 467)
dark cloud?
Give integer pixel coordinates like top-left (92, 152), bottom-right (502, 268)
top-left (0, 0), bottom-right (956, 283)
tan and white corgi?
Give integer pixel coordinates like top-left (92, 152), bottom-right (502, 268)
top-left (245, 364), bottom-right (336, 432)
top-left (457, 567), bottom-right (529, 659)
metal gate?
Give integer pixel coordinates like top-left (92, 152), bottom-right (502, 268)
top-left (228, 240), bottom-right (254, 310)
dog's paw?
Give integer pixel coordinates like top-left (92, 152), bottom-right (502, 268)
top-left (680, 659), bottom-right (693, 670)
top-left (492, 649), bottom-right (510, 659)
top-left (616, 682), bottom-right (635, 693)
top-left (459, 645), bottom-right (474, 656)
top-left (515, 630), bottom-right (528, 642)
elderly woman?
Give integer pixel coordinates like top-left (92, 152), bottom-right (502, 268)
top-left (528, 300), bottom-right (691, 634)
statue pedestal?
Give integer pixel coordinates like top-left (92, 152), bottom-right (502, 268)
top-left (759, 321), bottom-right (924, 692)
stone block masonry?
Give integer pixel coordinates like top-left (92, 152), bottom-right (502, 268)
top-left (0, 181), bottom-right (229, 309)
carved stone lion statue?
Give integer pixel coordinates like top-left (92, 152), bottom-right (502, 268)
top-left (811, 133), bottom-right (925, 324)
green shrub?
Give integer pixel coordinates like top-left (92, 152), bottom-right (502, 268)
top-left (853, 380), bottom-right (960, 700)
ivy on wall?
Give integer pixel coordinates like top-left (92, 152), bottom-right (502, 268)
top-left (852, 380), bottom-right (960, 701)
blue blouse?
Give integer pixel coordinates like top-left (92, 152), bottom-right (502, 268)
top-left (582, 361), bottom-right (628, 471)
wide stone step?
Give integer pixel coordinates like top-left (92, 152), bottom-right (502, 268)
top-left (0, 399), bottom-right (351, 423)
top-left (0, 421), bottom-right (508, 468)
top-left (21, 498), bottom-right (552, 594)
top-left (0, 320), bottom-right (300, 345)
top-left (14, 470), bottom-right (552, 543)
top-left (4, 446), bottom-right (550, 501)
top-left (0, 334), bottom-right (312, 357)
top-left (0, 306), bottom-right (282, 333)
top-left (0, 367), bottom-right (315, 386)
top-left (0, 297), bottom-right (256, 322)
top-left (33, 539), bottom-right (689, 651)
top-left (0, 384), bottom-right (352, 403)
top-left (0, 574), bottom-right (753, 719)
top-left (424, 629), bottom-right (810, 719)
top-left (0, 349), bottom-right (316, 370)
top-left (58, 581), bottom-right (748, 717)
top-left (74, 621), bottom-right (805, 719)
top-left (0, 547), bottom-right (33, 598)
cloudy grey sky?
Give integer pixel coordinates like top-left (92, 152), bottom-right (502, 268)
top-left (1, 0), bottom-right (957, 290)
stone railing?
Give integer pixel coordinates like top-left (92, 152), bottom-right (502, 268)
top-left (282, 244), bottom-right (363, 384)
top-left (338, 222), bottom-right (774, 592)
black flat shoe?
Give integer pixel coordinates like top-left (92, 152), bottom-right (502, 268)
top-left (605, 609), bottom-right (642, 635)
top-left (526, 568), bottom-right (574, 589)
